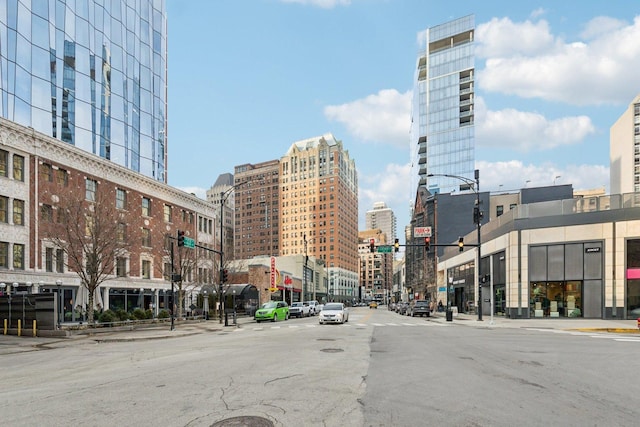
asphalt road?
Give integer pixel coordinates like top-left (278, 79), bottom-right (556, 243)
top-left (1, 307), bottom-right (639, 426)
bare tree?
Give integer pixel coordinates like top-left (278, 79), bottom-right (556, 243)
top-left (50, 187), bottom-right (130, 324)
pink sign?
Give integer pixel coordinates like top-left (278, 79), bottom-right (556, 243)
top-left (627, 268), bottom-right (640, 279)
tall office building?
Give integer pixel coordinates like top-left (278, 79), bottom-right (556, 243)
top-left (234, 160), bottom-right (280, 259)
top-left (0, 1), bottom-right (168, 181)
top-left (280, 133), bottom-right (359, 298)
top-left (610, 93), bottom-right (640, 195)
top-left (365, 202), bottom-right (397, 243)
top-left (207, 173), bottom-right (235, 257)
top-left (412, 15), bottom-right (475, 194)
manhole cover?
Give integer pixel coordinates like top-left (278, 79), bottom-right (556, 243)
top-left (320, 348), bottom-right (344, 353)
top-left (211, 416), bottom-right (274, 427)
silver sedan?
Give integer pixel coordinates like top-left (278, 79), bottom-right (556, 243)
top-left (318, 302), bottom-right (349, 324)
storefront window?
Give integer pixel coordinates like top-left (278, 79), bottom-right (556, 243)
top-left (530, 281), bottom-right (582, 318)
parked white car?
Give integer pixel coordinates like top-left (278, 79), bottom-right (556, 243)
top-left (305, 300), bottom-right (320, 315)
top-left (318, 302), bottom-right (349, 324)
top-left (289, 302), bottom-right (311, 318)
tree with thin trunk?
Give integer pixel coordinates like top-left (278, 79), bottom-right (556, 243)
top-left (50, 187), bottom-right (130, 324)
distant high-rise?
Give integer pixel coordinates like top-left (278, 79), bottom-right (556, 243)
top-left (279, 133), bottom-right (359, 296)
top-left (0, 1), bottom-right (168, 181)
top-left (365, 202), bottom-right (397, 243)
top-left (234, 160), bottom-right (280, 259)
top-left (412, 15), bottom-right (475, 194)
top-left (207, 173), bottom-right (235, 257)
top-left (610, 93), bottom-right (640, 195)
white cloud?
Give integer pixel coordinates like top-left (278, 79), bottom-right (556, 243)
top-left (476, 160), bottom-right (609, 193)
top-left (279, 0), bottom-right (350, 8)
top-left (475, 97), bottom-right (595, 151)
top-left (580, 16), bottom-right (627, 39)
top-left (359, 162), bottom-right (413, 227)
top-left (475, 17), bottom-right (556, 58)
top-left (324, 89), bottom-right (412, 148)
top-left (477, 16), bottom-right (640, 106)
top-left (530, 8), bottom-right (546, 19)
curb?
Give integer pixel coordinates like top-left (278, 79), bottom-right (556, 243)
top-left (571, 328), bottom-right (640, 334)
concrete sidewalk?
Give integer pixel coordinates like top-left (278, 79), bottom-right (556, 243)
top-left (427, 310), bottom-right (640, 333)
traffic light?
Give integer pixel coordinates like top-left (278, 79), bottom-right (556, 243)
top-left (177, 230), bottom-right (185, 247)
top-left (424, 237), bottom-right (430, 252)
top-left (369, 238), bottom-right (375, 253)
top-left (221, 269), bottom-right (229, 283)
top-left (473, 207), bottom-right (483, 224)
top-left (394, 238), bottom-right (400, 252)
top-left (458, 237), bottom-right (464, 252)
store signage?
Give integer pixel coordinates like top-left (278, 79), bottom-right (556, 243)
top-left (414, 226), bottom-right (432, 237)
top-left (270, 257), bottom-right (276, 287)
top-left (585, 247), bottom-right (600, 253)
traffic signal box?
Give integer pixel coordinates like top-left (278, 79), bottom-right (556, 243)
top-left (424, 237), bottom-right (430, 252)
top-left (221, 269), bottom-right (229, 283)
top-left (369, 238), bottom-right (375, 253)
top-left (394, 238), bottom-right (400, 252)
top-left (458, 237), bottom-right (464, 252)
top-left (177, 230), bottom-right (185, 247)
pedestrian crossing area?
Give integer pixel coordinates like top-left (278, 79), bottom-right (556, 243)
top-left (242, 320), bottom-right (447, 331)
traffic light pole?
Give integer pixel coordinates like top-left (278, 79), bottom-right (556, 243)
top-left (475, 169), bottom-right (483, 321)
top-left (427, 169), bottom-right (483, 321)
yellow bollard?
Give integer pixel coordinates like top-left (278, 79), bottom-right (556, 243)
top-left (33, 320), bottom-right (37, 337)
top-left (18, 319), bottom-right (21, 336)
top-left (3, 318), bottom-right (6, 335)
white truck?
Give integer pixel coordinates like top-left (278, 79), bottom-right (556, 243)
top-left (289, 302), bottom-right (311, 318)
top-left (305, 300), bottom-right (320, 315)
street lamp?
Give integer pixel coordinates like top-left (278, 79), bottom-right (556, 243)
top-left (428, 169), bottom-right (483, 321)
top-left (232, 289), bottom-right (236, 324)
top-left (303, 234), bottom-right (308, 303)
top-left (55, 279), bottom-right (62, 329)
top-left (203, 290), bottom-right (209, 320)
top-left (218, 180), bottom-right (250, 323)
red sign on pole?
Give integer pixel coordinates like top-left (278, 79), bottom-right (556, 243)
top-left (270, 257), bottom-right (276, 287)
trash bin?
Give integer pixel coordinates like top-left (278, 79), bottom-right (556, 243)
top-left (446, 309), bottom-right (453, 322)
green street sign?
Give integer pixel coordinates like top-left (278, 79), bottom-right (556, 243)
top-left (377, 246), bottom-right (392, 253)
top-left (184, 236), bottom-right (195, 249)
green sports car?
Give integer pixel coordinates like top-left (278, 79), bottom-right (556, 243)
top-left (255, 301), bottom-right (290, 322)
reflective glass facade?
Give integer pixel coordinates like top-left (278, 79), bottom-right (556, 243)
top-left (412, 15), bottom-right (475, 193)
top-left (0, 0), bottom-right (167, 181)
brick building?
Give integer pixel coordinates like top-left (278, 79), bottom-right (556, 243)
top-left (1, 119), bottom-right (218, 321)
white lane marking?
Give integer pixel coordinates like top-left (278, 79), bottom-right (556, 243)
top-left (614, 338), bottom-right (640, 342)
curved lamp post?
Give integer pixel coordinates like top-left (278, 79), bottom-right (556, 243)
top-left (427, 169), bottom-right (483, 321)
top-left (218, 181), bottom-right (249, 323)
top-left (55, 279), bottom-right (62, 329)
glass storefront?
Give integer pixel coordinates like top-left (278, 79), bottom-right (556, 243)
top-left (626, 239), bottom-right (640, 319)
top-left (530, 281), bottom-right (583, 317)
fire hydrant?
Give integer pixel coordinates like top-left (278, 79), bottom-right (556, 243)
top-left (637, 318), bottom-right (640, 330)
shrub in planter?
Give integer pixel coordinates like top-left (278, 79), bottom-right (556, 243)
top-left (145, 309), bottom-right (153, 319)
top-left (115, 309), bottom-right (129, 321)
top-left (132, 308), bottom-right (147, 320)
top-left (98, 310), bottom-right (116, 324)
top-left (158, 309), bottom-right (170, 319)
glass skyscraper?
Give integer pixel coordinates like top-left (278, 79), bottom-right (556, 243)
top-left (0, 0), bottom-right (167, 181)
top-left (412, 15), bottom-right (475, 194)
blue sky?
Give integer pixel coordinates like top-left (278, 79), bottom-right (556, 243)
top-left (166, 0), bottom-right (640, 229)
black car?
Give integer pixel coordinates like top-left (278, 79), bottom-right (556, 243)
top-left (409, 300), bottom-right (431, 317)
